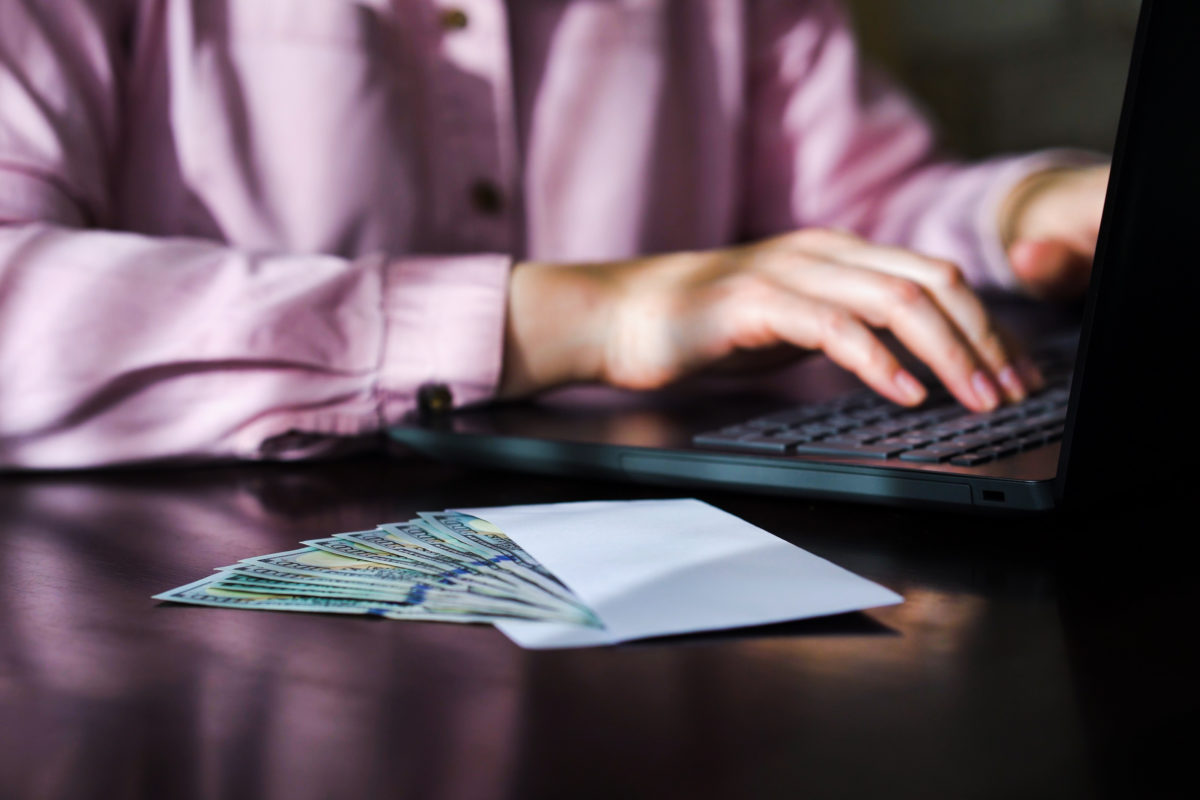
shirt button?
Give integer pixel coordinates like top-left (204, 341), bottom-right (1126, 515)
top-left (417, 382), bottom-right (454, 419)
top-left (469, 180), bottom-right (505, 216)
top-left (439, 8), bottom-right (469, 30)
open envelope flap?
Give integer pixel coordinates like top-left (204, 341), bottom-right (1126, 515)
top-left (456, 498), bottom-right (903, 649)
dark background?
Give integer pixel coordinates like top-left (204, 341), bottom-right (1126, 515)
top-left (847, 0), bottom-right (1138, 156)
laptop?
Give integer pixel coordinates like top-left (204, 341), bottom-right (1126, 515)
top-left (391, 0), bottom-right (1197, 513)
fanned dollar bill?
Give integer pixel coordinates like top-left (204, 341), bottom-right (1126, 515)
top-left (236, 547), bottom-right (581, 619)
top-left (333, 526), bottom-right (534, 595)
top-left (154, 574), bottom-right (522, 624)
top-left (155, 510), bottom-right (603, 630)
top-left (415, 512), bottom-right (587, 609)
top-left (376, 520), bottom-right (530, 586)
top-left (299, 538), bottom-right (591, 621)
top-left (302, 535), bottom-right (528, 596)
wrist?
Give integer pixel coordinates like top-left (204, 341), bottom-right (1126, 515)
top-left (998, 168), bottom-right (1074, 249)
top-left (999, 164), bottom-right (1108, 250)
top-left (498, 260), bottom-right (616, 398)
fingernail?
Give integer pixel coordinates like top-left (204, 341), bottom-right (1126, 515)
top-left (971, 370), bottom-right (1000, 410)
top-left (1016, 356), bottom-right (1045, 392)
top-left (997, 365), bottom-right (1027, 401)
top-left (893, 370), bottom-right (927, 405)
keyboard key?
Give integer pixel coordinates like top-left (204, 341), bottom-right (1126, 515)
top-left (891, 411), bottom-right (941, 429)
top-left (716, 424), bottom-right (760, 436)
top-left (908, 407), bottom-right (967, 426)
top-left (924, 423), bottom-right (967, 440)
top-left (899, 443), bottom-right (967, 463)
top-left (1022, 412), bottom-right (1065, 430)
top-left (1015, 434), bottom-right (1047, 451)
top-left (792, 422), bottom-right (840, 439)
top-left (845, 407), bottom-right (891, 423)
top-left (948, 413), bottom-right (995, 432)
top-left (942, 433), bottom-right (996, 450)
top-left (829, 390), bottom-right (879, 410)
top-left (743, 418), bottom-right (786, 431)
top-left (754, 409), bottom-right (828, 427)
top-left (821, 415), bottom-right (863, 433)
top-left (986, 423), bottom-right (1025, 440)
top-left (853, 420), bottom-right (914, 440)
top-left (730, 435), bottom-right (808, 452)
top-left (692, 431), bottom-right (748, 448)
top-left (876, 434), bottom-right (933, 448)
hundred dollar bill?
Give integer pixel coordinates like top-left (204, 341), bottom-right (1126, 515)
top-left (337, 527), bottom-right (580, 614)
top-left (238, 547), bottom-right (593, 620)
top-left (415, 512), bottom-right (589, 611)
top-left (208, 573), bottom-right (573, 623)
top-left (302, 536), bottom-right (528, 597)
top-left (222, 562), bottom-right (468, 602)
top-left (377, 520), bottom-right (554, 596)
top-left (218, 564), bottom-right (525, 612)
top-left (215, 570), bottom-right (590, 624)
top-left (300, 536), bottom-right (589, 618)
top-left (334, 526), bottom-right (537, 596)
top-left (154, 574), bottom-right (515, 623)
top-left (238, 547), bottom-right (453, 591)
top-left (217, 571), bottom-right (435, 603)
top-left (221, 562), bottom-right (425, 595)
top-left (303, 533), bottom-right (451, 575)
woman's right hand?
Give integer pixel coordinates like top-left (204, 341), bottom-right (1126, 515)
top-left (500, 228), bottom-right (1042, 412)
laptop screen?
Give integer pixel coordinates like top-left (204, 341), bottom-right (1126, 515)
top-left (1058, 0), bottom-right (1200, 508)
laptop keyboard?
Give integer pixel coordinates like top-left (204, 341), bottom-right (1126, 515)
top-left (693, 351), bottom-right (1073, 467)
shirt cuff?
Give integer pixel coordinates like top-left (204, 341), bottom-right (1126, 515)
top-left (377, 253), bottom-right (512, 424)
top-left (974, 148), bottom-right (1108, 290)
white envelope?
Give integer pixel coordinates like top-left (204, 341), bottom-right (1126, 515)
top-left (456, 498), bottom-right (902, 649)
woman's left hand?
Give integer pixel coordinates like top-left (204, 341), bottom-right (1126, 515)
top-left (1001, 164), bottom-right (1110, 299)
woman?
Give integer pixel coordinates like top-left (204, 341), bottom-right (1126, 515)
top-left (0, 0), bottom-right (1106, 468)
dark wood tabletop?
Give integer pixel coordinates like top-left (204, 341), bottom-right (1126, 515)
top-left (0, 451), bottom-right (1191, 800)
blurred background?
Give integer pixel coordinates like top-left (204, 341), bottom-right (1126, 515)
top-left (844, 0), bottom-right (1140, 157)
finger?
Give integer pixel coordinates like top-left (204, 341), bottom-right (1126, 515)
top-left (1009, 239), bottom-right (1093, 300)
top-left (735, 289), bottom-right (928, 407)
top-left (761, 258), bottom-right (1002, 411)
top-left (995, 326), bottom-right (1046, 394)
top-left (822, 245), bottom-right (1025, 403)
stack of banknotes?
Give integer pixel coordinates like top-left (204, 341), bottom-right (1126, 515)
top-left (154, 510), bottom-right (603, 629)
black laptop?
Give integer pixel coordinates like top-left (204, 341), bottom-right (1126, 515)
top-left (391, 0), bottom-right (1198, 513)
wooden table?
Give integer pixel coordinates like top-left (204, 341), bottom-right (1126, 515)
top-left (0, 453), bottom-right (1190, 799)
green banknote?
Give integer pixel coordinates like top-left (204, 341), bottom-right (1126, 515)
top-left (154, 574), bottom-right (514, 623)
top-left (415, 512), bottom-right (586, 609)
top-left (211, 572), bottom-right (583, 622)
top-left (304, 536), bottom-right (579, 614)
top-left (302, 533), bottom-right (452, 575)
top-left (302, 535), bottom-right (526, 595)
top-left (383, 517), bottom-right (585, 612)
top-left (334, 526), bottom-right (534, 595)
top-left (236, 547), bottom-right (581, 618)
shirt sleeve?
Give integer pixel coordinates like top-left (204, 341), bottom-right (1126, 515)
top-left (743, 0), bottom-right (1099, 289)
top-left (0, 1), bottom-right (510, 469)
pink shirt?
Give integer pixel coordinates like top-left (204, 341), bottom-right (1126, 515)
top-left (0, 0), bottom-right (1074, 468)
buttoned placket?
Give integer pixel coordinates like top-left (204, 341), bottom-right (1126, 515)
top-left (420, 0), bottom-right (522, 257)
